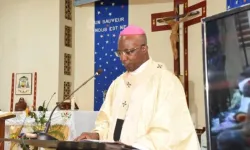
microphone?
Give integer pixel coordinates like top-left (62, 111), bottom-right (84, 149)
top-left (38, 92), bottom-right (56, 111)
top-left (35, 69), bottom-right (103, 141)
top-left (46, 92), bottom-right (56, 109)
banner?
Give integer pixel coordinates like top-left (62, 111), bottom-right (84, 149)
top-left (94, 0), bottom-right (128, 110)
top-left (74, 0), bottom-right (99, 6)
top-left (227, 0), bottom-right (250, 10)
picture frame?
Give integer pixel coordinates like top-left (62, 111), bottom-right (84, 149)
top-left (15, 73), bottom-right (33, 95)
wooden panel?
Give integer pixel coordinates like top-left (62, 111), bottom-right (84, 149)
top-left (183, 0), bottom-right (206, 106)
top-left (0, 114), bottom-right (15, 150)
top-left (0, 120), bottom-right (4, 150)
top-left (151, 11), bottom-right (175, 32)
top-left (10, 73), bottom-right (15, 111)
top-left (151, 0), bottom-right (188, 32)
top-left (33, 72), bottom-right (37, 111)
top-left (185, 1), bottom-right (207, 26)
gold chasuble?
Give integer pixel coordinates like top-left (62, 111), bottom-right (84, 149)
top-left (92, 58), bottom-right (200, 150)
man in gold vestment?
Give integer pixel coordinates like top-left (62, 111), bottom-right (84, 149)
top-left (75, 25), bottom-right (200, 150)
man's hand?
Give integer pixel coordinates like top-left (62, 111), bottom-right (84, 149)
top-left (74, 132), bottom-right (99, 141)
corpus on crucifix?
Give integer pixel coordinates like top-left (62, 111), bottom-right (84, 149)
top-left (158, 11), bottom-right (199, 60)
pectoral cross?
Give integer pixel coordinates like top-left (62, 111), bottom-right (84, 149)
top-left (122, 101), bottom-right (127, 107)
top-left (126, 82), bottom-right (131, 88)
top-left (157, 64), bottom-right (163, 68)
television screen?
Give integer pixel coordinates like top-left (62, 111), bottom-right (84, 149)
top-left (202, 4), bottom-right (250, 150)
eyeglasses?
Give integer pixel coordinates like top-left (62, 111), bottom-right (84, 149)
top-left (114, 45), bottom-right (145, 57)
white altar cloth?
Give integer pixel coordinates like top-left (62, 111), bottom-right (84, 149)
top-left (2, 110), bottom-right (98, 150)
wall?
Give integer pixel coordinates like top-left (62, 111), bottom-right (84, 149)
top-left (75, 3), bottom-right (95, 110)
top-left (0, 0), bottom-right (60, 111)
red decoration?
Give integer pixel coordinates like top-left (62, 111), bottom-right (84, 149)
top-left (33, 72), bottom-right (37, 111)
top-left (10, 73), bottom-right (15, 111)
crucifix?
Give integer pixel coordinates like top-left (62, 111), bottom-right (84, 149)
top-left (151, 0), bottom-right (207, 106)
top-left (158, 11), bottom-right (199, 60)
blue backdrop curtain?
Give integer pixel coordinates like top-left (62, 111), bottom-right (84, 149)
top-left (94, 0), bottom-right (128, 110)
top-left (227, 0), bottom-right (250, 9)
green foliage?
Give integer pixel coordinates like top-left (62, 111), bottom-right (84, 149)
top-left (11, 100), bottom-right (66, 150)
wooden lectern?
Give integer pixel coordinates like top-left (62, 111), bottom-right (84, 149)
top-left (0, 138), bottom-right (138, 150)
top-left (0, 112), bottom-right (16, 150)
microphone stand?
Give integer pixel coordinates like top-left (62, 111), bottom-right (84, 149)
top-left (35, 69), bottom-right (103, 140)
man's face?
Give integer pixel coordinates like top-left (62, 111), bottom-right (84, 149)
top-left (116, 35), bottom-right (146, 72)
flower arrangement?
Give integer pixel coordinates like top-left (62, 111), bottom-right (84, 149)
top-left (10, 100), bottom-right (67, 150)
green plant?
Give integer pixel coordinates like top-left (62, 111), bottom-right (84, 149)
top-left (10, 100), bottom-right (66, 150)
top-left (27, 101), bottom-right (66, 140)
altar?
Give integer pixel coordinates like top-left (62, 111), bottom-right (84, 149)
top-left (2, 111), bottom-right (98, 150)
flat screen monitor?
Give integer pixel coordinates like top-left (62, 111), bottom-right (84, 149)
top-left (202, 4), bottom-right (250, 150)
